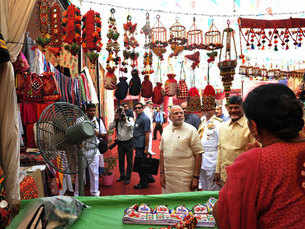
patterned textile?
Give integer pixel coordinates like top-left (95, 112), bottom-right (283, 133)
top-left (20, 175), bottom-right (39, 200)
top-left (177, 79), bottom-right (188, 100)
top-left (12, 51), bottom-right (30, 72)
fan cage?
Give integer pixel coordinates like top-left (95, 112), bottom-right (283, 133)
top-left (36, 102), bottom-right (95, 174)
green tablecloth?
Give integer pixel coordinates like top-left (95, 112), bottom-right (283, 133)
top-left (10, 191), bottom-right (219, 228)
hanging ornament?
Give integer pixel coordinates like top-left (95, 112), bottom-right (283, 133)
top-left (37, 0), bottom-right (51, 48)
top-left (165, 59), bottom-right (177, 97)
top-left (141, 12), bottom-right (152, 49)
top-left (122, 15), bottom-right (139, 71)
top-left (62, 4), bottom-right (82, 56)
top-left (49, 2), bottom-right (62, 49)
top-left (105, 8), bottom-right (120, 89)
top-left (149, 15), bottom-right (168, 60)
top-left (186, 17), bottom-right (205, 50)
top-left (142, 50), bottom-right (154, 75)
top-left (204, 20), bottom-right (223, 51)
top-left (218, 20), bottom-right (238, 100)
top-left (185, 51), bottom-right (200, 70)
top-left (82, 10), bottom-right (103, 63)
top-left (238, 17), bottom-right (305, 51)
top-left (168, 18), bottom-right (187, 58)
top-left (187, 87), bottom-right (201, 113)
top-left (202, 84), bottom-right (216, 112)
top-left (177, 61), bottom-right (189, 100)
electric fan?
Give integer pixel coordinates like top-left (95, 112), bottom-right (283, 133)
top-left (36, 102), bottom-right (96, 196)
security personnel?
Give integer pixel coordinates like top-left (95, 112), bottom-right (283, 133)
top-left (198, 109), bottom-right (223, 191)
top-left (133, 102), bottom-right (151, 189)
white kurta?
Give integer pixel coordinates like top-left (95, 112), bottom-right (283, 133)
top-left (160, 123), bottom-right (204, 194)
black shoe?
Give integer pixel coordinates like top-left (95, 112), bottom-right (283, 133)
top-left (116, 177), bottom-right (125, 182)
top-left (148, 177), bottom-right (155, 183)
top-left (134, 184), bottom-right (148, 189)
top-left (124, 179), bottom-right (130, 185)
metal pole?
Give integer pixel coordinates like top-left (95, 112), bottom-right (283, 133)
top-left (96, 58), bottom-right (101, 133)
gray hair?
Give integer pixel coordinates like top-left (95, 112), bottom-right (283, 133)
top-left (169, 105), bottom-right (183, 116)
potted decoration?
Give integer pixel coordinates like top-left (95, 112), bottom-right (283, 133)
top-left (103, 157), bottom-right (117, 186)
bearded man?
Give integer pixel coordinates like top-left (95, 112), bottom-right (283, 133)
top-left (159, 105), bottom-right (204, 194)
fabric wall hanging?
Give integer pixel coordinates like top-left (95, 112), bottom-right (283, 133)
top-left (129, 68), bottom-right (141, 96)
top-left (141, 75), bottom-right (153, 98)
top-left (13, 52), bottom-right (30, 73)
top-left (48, 2), bottom-right (63, 50)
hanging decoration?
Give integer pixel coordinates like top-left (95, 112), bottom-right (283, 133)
top-left (186, 17), bottom-right (205, 50)
top-left (150, 15), bottom-right (168, 60)
top-left (204, 20), bottom-right (223, 51)
top-left (177, 61), bottom-right (189, 100)
top-left (152, 82), bottom-right (165, 105)
top-left (141, 75), bottom-right (153, 98)
top-left (48, 2), bottom-right (63, 53)
top-left (37, 0), bottom-right (51, 48)
top-left (141, 12), bottom-right (152, 49)
top-left (142, 50), bottom-right (154, 75)
top-left (218, 21), bottom-right (238, 100)
top-left (105, 8), bottom-right (120, 90)
top-left (187, 87), bottom-right (201, 113)
top-left (238, 17), bottom-right (305, 51)
top-left (62, 4), bottom-right (82, 56)
top-left (122, 15), bottom-right (139, 72)
top-left (82, 10), bottom-right (102, 63)
top-left (168, 18), bottom-right (187, 58)
top-left (202, 84), bottom-right (216, 112)
top-left (185, 51), bottom-right (200, 70)
top-left (165, 59), bottom-right (177, 97)
top-left (129, 69), bottom-right (142, 96)
top-left (204, 20), bottom-right (222, 63)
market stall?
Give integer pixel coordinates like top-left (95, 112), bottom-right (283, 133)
top-left (9, 191), bottom-right (219, 229)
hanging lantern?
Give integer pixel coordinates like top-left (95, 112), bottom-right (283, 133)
top-left (150, 15), bottom-right (168, 60)
top-left (168, 18), bottom-right (187, 57)
top-left (205, 20), bottom-right (223, 51)
top-left (218, 20), bottom-right (237, 99)
top-left (186, 17), bottom-right (205, 50)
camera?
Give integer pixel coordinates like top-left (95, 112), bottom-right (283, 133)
top-left (117, 107), bottom-right (126, 120)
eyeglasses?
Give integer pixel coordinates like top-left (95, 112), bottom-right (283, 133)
top-left (134, 106), bottom-right (143, 110)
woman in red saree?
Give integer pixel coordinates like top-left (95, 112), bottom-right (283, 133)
top-left (213, 84), bottom-right (305, 229)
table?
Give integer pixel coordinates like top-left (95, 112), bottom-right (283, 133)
top-left (9, 191), bottom-right (219, 228)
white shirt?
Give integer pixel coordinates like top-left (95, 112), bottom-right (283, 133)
top-left (198, 115), bottom-right (222, 170)
top-left (109, 117), bottom-right (134, 141)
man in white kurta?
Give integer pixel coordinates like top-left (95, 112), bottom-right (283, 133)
top-left (160, 106), bottom-right (204, 194)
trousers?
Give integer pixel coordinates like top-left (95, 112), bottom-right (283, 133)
top-left (118, 139), bottom-right (133, 180)
top-left (153, 122), bottom-right (163, 139)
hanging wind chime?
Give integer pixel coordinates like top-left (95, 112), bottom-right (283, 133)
top-left (218, 20), bottom-right (238, 100)
top-left (62, 4), bottom-right (82, 56)
top-left (150, 15), bottom-right (168, 61)
top-left (186, 17), bottom-right (205, 50)
top-left (168, 18), bottom-right (187, 58)
top-left (82, 9), bottom-right (103, 63)
top-left (141, 13), bottom-right (154, 76)
top-left (105, 8), bottom-right (120, 90)
top-left (204, 20), bottom-right (222, 63)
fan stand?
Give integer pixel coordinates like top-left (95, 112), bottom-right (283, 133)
top-left (77, 144), bottom-right (85, 196)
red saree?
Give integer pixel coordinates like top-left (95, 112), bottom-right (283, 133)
top-left (216, 142), bottom-right (305, 229)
